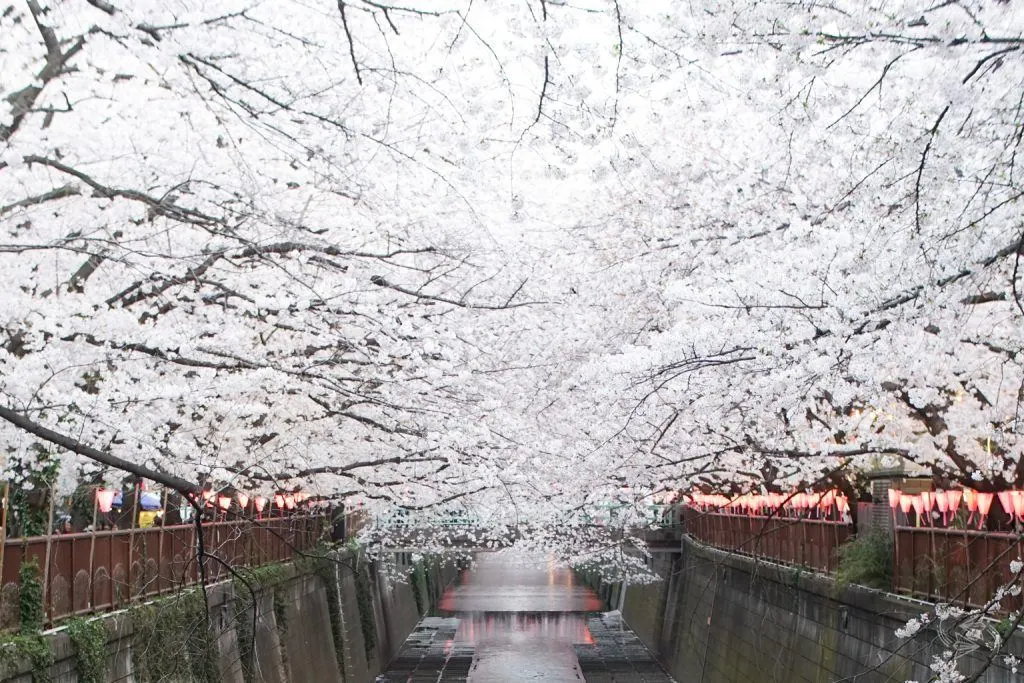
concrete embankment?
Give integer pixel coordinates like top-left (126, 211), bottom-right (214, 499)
top-left (0, 549), bottom-right (456, 683)
top-left (594, 536), bottom-right (1024, 682)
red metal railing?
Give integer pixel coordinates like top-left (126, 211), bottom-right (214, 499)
top-left (0, 514), bottom-right (325, 628)
top-left (683, 507), bottom-right (852, 573)
top-left (893, 526), bottom-right (1024, 611)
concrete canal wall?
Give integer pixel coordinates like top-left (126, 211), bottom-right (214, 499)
top-left (0, 549), bottom-right (457, 683)
top-left (603, 537), bottom-right (1024, 683)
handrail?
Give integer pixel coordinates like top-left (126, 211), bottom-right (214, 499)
top-left (0, 514), bottom-right (327, 629)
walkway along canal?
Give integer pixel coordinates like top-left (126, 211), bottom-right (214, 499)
top-left (379, 553), bottom-right (675, 682)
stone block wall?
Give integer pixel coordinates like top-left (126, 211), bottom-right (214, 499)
top-left (0, 549), bottom-right (454, 683)
top-left (618, 539), bottom-right (1023, 683)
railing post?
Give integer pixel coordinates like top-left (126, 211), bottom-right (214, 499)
top-left (157, 489), bottom-right (167, 595)
top-left (42, 487), bottom-right (56, 625)
top-left (126, 482), bottom-right (140, 599)
top-left (0, 483), bottom-right (9, 595)
top-left (800, 514), bottom-right (807, 568)
top-left (87, 489), bottom-right (99, 609)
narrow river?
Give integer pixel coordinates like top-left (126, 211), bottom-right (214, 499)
top-left (379, 553), bottom-right (675, 682)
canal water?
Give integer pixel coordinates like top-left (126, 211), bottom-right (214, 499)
top-left (379, 553), bottom-right (675, 682)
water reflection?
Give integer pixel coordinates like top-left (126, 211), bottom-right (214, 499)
top-left (455, 612), bottom-right (595, 645)
top-left (436, 553), bottom-right (603, 681)
top-left (438, 554), bottom-right (604, 614)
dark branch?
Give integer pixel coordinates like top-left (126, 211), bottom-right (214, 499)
top-left (338, 1), bottom-right (364, 85)
top-left (0, 405), bottom-right (200, 495)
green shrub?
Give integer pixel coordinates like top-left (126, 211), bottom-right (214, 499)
top-left (836, 532), bottom-right (893, 590)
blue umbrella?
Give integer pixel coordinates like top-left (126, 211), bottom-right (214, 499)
top-left (140, 492), bottom-right (162, 510)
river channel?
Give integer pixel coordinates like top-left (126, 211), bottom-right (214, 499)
top-left (379, 553), bottom-right (675, 682)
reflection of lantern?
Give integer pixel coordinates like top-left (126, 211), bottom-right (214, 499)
top-left (217, 496), bottom-right (231, 511)
top-left (274, 494), bottom-right (285, 509)
top-left (236, 493), bottom-right (249, 509)
top-left (254, 497), bottom-right (267, 513)
top-left (96, 488), bottom-right (115, 513)
top-left (284, 494), bottom-right (296, 510)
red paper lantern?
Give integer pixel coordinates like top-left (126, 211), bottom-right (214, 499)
top-left (284, 494), bottom-right (296, 510)
top-left (898, 493), bottom-right (913, 515)
top-left (236, 493), bottom-right (249, 509)
top-left (254, 496), bottom-right (267, 513)
top-left (944, 489), bottom-right (962, 513)
top-left (96, 488), bottom-right (115, 513)
top-left (887, 489), bottom-right (901, 509)
top-left (217, 496), bottom-right (231, 511)
top-left (911, 495), bottom-right (925, 517)
top-left (998, 490), bottom-right (1013, 516)
top-left (274, 494), bottom-right (285, 509)
top-left (1012, 491), bottom-right (1024, 521)
top-left (977, 492), bottom-right (994, 516)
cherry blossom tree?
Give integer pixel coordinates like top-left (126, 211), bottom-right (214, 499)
top-left (2, 0), bottom-right (1023, 558)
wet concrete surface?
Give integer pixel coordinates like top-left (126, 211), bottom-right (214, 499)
top-left (378, 554), bottom-right (675, 682)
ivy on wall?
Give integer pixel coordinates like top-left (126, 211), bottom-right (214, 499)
top-left (0, 633), bottom-right (53, 683)
top-left (298, 547), bottom-right (347, 673)
top-left (18, 558), bottom-right (43, 634)
top-left (351, 547), bottom-right (377, 658)
top-left (130, 590), bottom-right (219, 682)
top-left (0, 559), bottom-right (54, 683)
top-left (410, 559), bottom-right (428, 616)
top-left (66, 618), bottom-right (108, 683)
top-left (231, 563), bottom-right (291, 683)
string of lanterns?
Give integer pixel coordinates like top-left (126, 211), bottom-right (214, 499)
top-left (686, 490), bottom-right (851, 520)
top-left (885, 488), bottom-right (1024, 529)
top-left (94, 486), bottom-right (315, 516)
top-left (685, 487), bottom-right (1024, 531)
